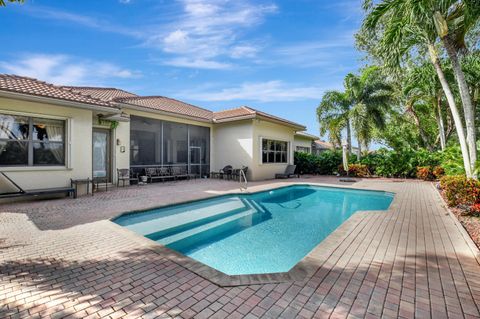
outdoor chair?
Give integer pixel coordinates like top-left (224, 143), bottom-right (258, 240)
top-left (275, 165), bottom-right (299, 179)
top-left (157, 167), bottom-right (175, 182)
top-left (231, 166), bottom-right (248, 181)
top-left (211, 165), bottom-right (233, 179)
top-left (117, 169), bottom-right (139, 187)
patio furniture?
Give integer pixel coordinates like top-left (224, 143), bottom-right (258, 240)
top-left (231, 166), bottom-right (248, 181)
top-left (93, 176), bottom-right (109, 192)
top-left (145, 167), bottom-right (175, 183)
top-left (211, 165), bottom-right (233, 179)
top-left (275, 165), bottom-right (299, 179)
top-left (71, 178), bottom-right (94, 198)
top-left (0, 172), bottom-right (75, 199)
top-left (117, 169), bottom-right (139, 187)
top-left (171, 166), bottom-right (191, 180)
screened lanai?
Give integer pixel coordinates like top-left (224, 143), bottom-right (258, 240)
top-left (129, 115), bottom-right (210, 177)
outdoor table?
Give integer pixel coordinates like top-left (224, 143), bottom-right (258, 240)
top-left (93, 177), bottom-right (109, 193)
top-left (70, 178), bottom-right (94, 198)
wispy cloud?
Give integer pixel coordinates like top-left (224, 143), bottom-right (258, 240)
top-left (177, 80), bottom-right (331, 102)
top-left (20, 1), bottom-right (277, 70)
top-left (0, 54), bottom-right (141, 86)
top-left (148, 0), bottom-right (277, 69)
top-left (22, 6), bottom-right (143, 38)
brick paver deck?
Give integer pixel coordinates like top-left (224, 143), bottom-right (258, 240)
top-left (1, 177), bottom-right (480, 318)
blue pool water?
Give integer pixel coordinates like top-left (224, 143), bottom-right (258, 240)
top-left (114, 185), bottom-right (393, 275)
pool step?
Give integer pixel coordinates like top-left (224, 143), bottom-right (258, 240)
top-left (159, 207), bottom-right (258, 246)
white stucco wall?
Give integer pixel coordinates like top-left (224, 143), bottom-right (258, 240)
top-left (211, 119), bottom-right (254, 180)
top-left (0, 97), bottom-right (93, 192)
top-left (293, 135), bottom-right (313, 153)
top-left (251, 119), bottom-right (296, 181)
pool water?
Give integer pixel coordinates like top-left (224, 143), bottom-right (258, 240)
top-left (114, 185), bottom-right (394, 275)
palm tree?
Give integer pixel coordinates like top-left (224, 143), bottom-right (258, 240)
top-left (0, 0), bottom-right (24, 6)
top-left (433, 1), bottom-right (480, 174)
top-left (403, 63), bottom-right (448, 150)
top-left (362, 0), bottom-right (476, 177)
top-left (317, 67), bottom-right (392, 155)
top-left (345, 67), bottom-right (393, 152)
top-left (317, 91), bottom-right (352, 152)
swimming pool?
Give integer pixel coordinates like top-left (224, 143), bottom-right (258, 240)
top-left (114, 185), bottom-right (394, 275)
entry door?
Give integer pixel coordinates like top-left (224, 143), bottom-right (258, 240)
top-left (189, 146), bottom-right (201, 176)
top-left (92, 129), bottom-right (111, 181)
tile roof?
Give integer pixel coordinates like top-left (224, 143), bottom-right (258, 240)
top-left (295, 131), bottom-right (319, 140)
top-left (62, 86), bottom-right (137, 102)
top-left (213, 106), bottom-right (305, 128)
top-left (314, 140), bottom-right (334, 149)
top-left (115, 96), bottom-right (213, 121)
top-left (0, 74), bottom-right (117, 109)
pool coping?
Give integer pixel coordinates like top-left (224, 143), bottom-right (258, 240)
top-left (108, 182), bottom-right (399, 286)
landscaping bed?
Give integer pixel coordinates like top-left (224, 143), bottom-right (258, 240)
top-left (438, 186), bottom-right (480, 250)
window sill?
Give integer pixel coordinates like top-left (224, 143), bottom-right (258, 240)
top-left (260, 163), bottom-right (289, 166)
top-left (0, 166), bottom-right (72, 172)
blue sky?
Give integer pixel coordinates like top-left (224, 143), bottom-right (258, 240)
top-left (0, 0), bottom-right (363, 137)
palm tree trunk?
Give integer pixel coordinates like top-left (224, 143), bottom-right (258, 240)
top-left (408, 104), bottom-right (433, 151)
top-left (442, 37), bottom-right (477, 176)
top-left (435, 93), bottom-right (446, 150)
top-left (428, 44), bottom-right (472, 177)
top-left (346, 119), bottom-right (352, 154)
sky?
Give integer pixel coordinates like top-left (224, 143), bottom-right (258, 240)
top-left (0, 0), bottom-right (364, 137)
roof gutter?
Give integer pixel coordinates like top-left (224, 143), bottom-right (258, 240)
top-left (118, 102), bottom-right (212, 123)
top-left (0, 91), bottom-right (121, 114)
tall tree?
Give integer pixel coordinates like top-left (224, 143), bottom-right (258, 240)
top-left (433, 0), bottom-right (480, 175)
top-left (317, 67), bottom-right (392, 154)
top-left (403, 63), bottom-right (448, 150)
top-left (361, 0), bottom-right (476, 177)
top-left (317, 91), bottom-right (352, 152)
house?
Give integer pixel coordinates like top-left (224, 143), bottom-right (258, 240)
top-left (293, 132), bottom-right (319, 154)
top-left (0, 74), bottom-right (309, 194)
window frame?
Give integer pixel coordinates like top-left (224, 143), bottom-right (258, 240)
top-left (0, 112), bottom-right (67, 167)
top-left (260, 137), bottom-right (289, 164)
top-left (295, 146), bottom-right (311, 153)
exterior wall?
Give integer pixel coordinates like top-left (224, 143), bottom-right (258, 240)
top-left (0, 97), bottom-right (93, 192)
top-left (251, 119), bottom-right (296, 181)
top-left (293, 136), bottom-right (313, 153)
top-left (211, 120), bottom-right (254, 180)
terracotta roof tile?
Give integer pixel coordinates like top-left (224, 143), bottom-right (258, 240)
top-left (62, 86), bottom-right (137, 102)
top-left (0, 74), bottom-right (117, 109)
top-left (115, 96), bottom-right (213, 121)
top-left (213, 106), bottom-right (305, 128)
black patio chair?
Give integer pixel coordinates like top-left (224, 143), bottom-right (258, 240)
top-left (275, 165), bottom-right (299, 179)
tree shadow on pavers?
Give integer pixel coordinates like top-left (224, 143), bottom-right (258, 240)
top-left (0, 247), bottom-right (232, 319)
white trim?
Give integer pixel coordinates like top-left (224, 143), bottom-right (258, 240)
top-left (0, 108), bottom-right (69, 120)
top-left (259, 136), bottom-right (291, 165)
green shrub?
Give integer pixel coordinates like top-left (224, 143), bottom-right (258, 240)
top-left (294, 150), bottom-right (342, 175)
top-left (440, 175), bottom-right (480, 207)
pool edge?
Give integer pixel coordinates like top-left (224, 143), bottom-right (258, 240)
top-left (107, 182), bottom-right (398, 287)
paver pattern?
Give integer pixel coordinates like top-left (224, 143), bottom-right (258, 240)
top-left (1, 177), bottom-right (480, 318)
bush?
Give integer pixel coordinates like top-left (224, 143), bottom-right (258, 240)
top-left (358, 148), bottom-right (441, 178)
top-left (338, 163), bottom-right (370, 177)
top-left (469, 203), bottom-right (480, 216)
top-left (294, 150), bottom-right (342, 175)
top-left (416, 166), bottom-right (434, 181)
top-left (440, 175), bottom-right (480, 207)
top-left (432, 166), bottom-right (445, 179)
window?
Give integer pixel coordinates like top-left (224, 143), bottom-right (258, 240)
top-left (0, 114), bottom-right (65, 166)
top-left (262, 139), bottom-right (288, 164)
top-left (296, 146), bottom-right (310, 153)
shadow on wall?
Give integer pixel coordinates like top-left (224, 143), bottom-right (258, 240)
top-left (0, 246), bottom-right (476, 318)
